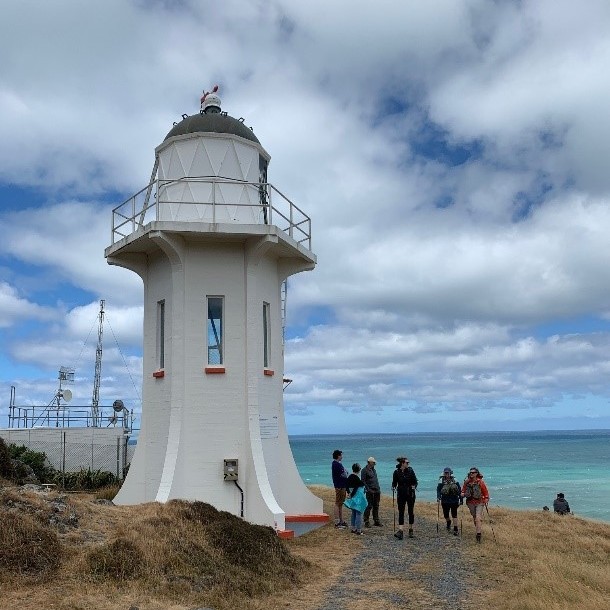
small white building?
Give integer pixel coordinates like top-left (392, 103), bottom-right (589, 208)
top-left (105, 89), bottom-right (326, 536)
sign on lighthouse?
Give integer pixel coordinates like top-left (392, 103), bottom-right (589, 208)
top-left (105, 87), bottom-right (326, 536)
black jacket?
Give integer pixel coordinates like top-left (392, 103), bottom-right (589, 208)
top-left (346, 473), bottom-right (364, 496)
top-left (392, 466), bottom-right (417, 496)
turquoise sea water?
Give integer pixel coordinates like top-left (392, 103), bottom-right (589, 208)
top-left (288, 430), bottom-right (610, 523)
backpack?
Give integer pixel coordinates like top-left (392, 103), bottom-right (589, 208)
top-left (440, 479), bottom-right (460, 497)
top-left (464, 481), bottom-right (482, 500)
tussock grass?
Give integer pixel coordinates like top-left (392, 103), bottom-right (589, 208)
top-left (1, 482), bottom-right (609, 610)
top-left (87, 537), bottom-right (144, 580)
top-left (94, 483), bottom-right (122, 501)
top-left (0, 512), bottom-right (61, 577)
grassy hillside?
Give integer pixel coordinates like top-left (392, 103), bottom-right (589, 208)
top-left (1, 481), bottom-right (608, 610)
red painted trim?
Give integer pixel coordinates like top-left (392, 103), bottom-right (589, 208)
top-left (285, 514), bottom-right (330, 523)
top-left (263, 369), bottom-right (274, 376)
top-left (205, 367), bottom-right (226, 374)
top-left (277, 529), bottom-right (294, 539)
top-left (152, 370), bottom-right (165, 378)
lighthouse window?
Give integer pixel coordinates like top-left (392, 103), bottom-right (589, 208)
top-left (207, 296), bottom-right (224, 365)
top-left (263, 302), bottom-right (271, 367)
top-left (157, 300), bottom-right (165, 369)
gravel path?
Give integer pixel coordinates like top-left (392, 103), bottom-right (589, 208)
top-left (315, 509), bottom-right (481, 610)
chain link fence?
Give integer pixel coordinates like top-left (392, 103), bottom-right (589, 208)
top-left (0, 428), bottom-right (134, 480)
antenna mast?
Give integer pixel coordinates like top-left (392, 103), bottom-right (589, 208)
top-left (91, 299), bottom-right (105, 427)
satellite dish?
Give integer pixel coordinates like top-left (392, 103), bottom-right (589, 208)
top-left (113, 399), bottom-right (125, 412)
top-left (62, 389), bottom-right (72, 402)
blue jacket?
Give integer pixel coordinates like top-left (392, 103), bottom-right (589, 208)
top-left (344, 485), bottom-right (368, 513)
top-left (332, 459), bottom-right (348, 488)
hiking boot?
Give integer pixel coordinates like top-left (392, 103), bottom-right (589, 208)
top-left (446, 521), bottom-right (451, 531)
top-left (394, 530), bottom-right (404, 540)
top-left (453, 526), bottom-right (459, 536)
top-left (374, 521), bottom-right (383, 527)
top-left (335, 522), bottom-right (347, 529)
top-left (408, 528), bottom-right (414, 538)
top-left (353, 530), bottom-right (363, 535)
top-left (476, 533), bottom-right (481, 543)
top-left (364, 521), bottom-right (371, 528)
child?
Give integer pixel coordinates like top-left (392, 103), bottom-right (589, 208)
top-left (344, 463), bottom-right (367, 535)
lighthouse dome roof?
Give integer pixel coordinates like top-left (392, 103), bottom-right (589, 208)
top-left (164, 112), bottom-right (260, 144)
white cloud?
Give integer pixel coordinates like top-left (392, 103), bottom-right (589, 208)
top-left (2, 0), bottom-right (610, 428)
top-left (0, 282), bottom-right (57, 328)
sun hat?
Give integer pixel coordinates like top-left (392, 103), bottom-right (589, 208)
top-left (367, 457), bottom-right (376, 463)
top-left (443, 467), bottom-right (452, 474)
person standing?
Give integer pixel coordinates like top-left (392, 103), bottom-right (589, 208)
top-left (344, 463), bottom-right (367, 535)
top-left (462, 466), bottom-right (489, 543)
top-left (436, 467), bottom-right (462, 536)
top-left (553, 492), bottom-right (571, 515)
top-left (361, 456), bottom-right (382, 527)
top-left (392, 456), bottom-right (418, 539)
top-left (332, 449), bottom-right (348, 528)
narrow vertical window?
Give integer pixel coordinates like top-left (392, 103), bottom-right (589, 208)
top-left (263, 301), bottom-right (271, 368)
top-left (157, 300), bottom-right (165, 369)
top-left (207, 296), bottom-right (223, 365)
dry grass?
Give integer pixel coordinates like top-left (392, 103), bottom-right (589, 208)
top-left (0, 483), bottom-right (609, 610)
top-left (463, 505), bottom-right (610, 610)
top-left (0, 512), bottom-right (61, 577)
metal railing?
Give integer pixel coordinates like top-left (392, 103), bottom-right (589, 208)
top-left (7, 402), bottom-right (134, 432)
top-left (111, 177), bottom-right (312, 250)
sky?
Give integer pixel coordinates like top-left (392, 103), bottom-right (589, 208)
top-left (2, 0), bottom-right (610, 434)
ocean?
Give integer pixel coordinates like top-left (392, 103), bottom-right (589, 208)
top-left (288, 430), bottom-right (610, 523)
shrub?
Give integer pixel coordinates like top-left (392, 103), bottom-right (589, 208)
top-left (0, 512), bottom-right (61, 576)
top-left (0, 437), bottom-right (14, 479)
top-left (8, 444), bottom-right (55, 482)
top-left (55, 468), bottom-right (119, 491)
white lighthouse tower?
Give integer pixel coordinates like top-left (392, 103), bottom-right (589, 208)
top-left (105, 87), bottom-right (326, 536)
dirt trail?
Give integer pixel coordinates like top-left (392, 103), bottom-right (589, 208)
top-left (307, 502), bottom-right (488, 610)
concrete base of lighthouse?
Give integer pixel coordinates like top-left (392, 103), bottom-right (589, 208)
top-left (106, 221), bottom-right (326, 534)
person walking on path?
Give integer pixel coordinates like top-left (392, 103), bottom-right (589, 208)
top-left (361, 456), bottom-right (382, 528)
top-left (332, 449), bottom-right (349, 528)
top-left (437, 467), bottom-right (462, 536)
top-left (392, 456), bottom-right (418, 539)
top-left (461, 466), bottom-right (489, 543)
top-left (553, 492), bottom-right (571, 515)
top-left (345, 463), bottom-right (367, 535)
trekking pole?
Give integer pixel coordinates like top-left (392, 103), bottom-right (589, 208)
top-left (460, 502), bottom-right (463, 538)
top-left (392, 488), bottom-right (396, 532)
top-left (484, 503), bottom-right (497, 543)
top-left (436, 500), bottom-right (440, 535)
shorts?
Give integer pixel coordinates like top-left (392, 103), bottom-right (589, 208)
top-left (335, 488), bottom-right (347, 505)
top-left (468, 503), bottom-right (484, 518)
top-left (441, 503), bottom-right (458, 520)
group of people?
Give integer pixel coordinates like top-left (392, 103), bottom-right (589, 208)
top-left (332, 450), bottom-right (490, 542)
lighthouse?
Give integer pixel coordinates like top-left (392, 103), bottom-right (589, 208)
top-left (105, 87), bottom-right (326, 535)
